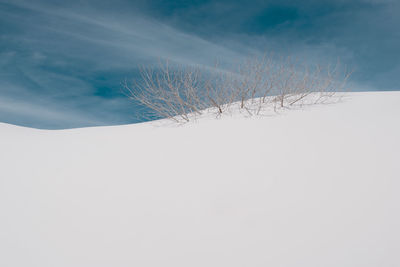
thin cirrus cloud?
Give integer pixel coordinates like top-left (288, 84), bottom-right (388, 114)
top-left (0, 0), bottom-right (399, 129)
top-left (0, 0), bottom-right (244, 129)
top-left (144, 0), bottom-right (400, 89)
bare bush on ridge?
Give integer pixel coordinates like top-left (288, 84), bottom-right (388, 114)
top-left (124, 55), bottom-right (351, 122)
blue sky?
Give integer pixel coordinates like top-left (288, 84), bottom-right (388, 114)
top-left (0, 0), bottom-right (399, 129)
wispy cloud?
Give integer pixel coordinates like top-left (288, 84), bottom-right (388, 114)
top-left (0, 0), bottom-right (245, 128)
top-left (0, 95), bottom-right (105, 129)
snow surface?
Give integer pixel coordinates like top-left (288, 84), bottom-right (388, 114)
top-left (1, 91), bottom-right (399, 267)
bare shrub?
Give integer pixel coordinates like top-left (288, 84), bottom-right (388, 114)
top-left (123, 61), bottom-right (206, 122)
top-left (124, 55), bottom-right (351, 122)
top-left (230, 55), bottom-right (351, 114)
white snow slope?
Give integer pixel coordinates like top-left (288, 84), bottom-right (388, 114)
top-left (1, 92), bottom-right (399, 267)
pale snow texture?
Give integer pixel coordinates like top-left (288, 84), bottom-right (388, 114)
top-left (1, 92), bottom-right (399, 267)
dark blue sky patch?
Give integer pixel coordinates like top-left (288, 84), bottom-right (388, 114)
top-left (246, 5), bottom-right (299, 33)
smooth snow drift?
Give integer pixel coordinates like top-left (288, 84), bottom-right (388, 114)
top-left (1, 92), bottom-right (399, 267)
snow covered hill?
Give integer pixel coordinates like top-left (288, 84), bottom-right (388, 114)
top-left (1, 91), bottom-right (399, 267)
